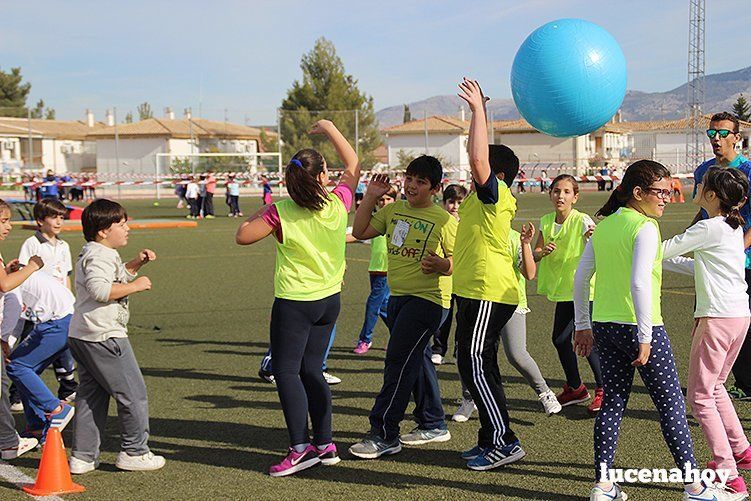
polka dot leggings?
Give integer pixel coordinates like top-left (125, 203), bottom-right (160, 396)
top-left (593, 322), bottom-right (697, 480)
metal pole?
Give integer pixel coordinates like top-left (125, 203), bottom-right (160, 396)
top-left (27, 108), bottom-right (33, 170)
top-left (354, 109), bottom-right (359, 158)
top-left (114, 107), bottom-right (121, 199)
top-left (155, 151), bottom-right (161, 201)
top-left (277, 108), bottom-right (283, 180)
top-left (189, 110), bottom-right (195, 174)
top-left (424, 109), bottom-right (428, 154)
top-left (488, 110), bottom-right (494, 144)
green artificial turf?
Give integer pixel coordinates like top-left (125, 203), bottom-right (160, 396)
top-left (1, 190), bottom-right (747, 500)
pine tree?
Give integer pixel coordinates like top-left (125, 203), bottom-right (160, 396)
top-left (403, 104), bottom-right (412, 123)
top-left (280, 37), bottom-right (381, 168)
top-left (137, 102), bottom-right (153, 120)
top-left (0, 67), bottom-right (31, 117)
top-left (733, 94), bottom-right (750, 122)
top-left (125, 112), bottom-right (134, 124)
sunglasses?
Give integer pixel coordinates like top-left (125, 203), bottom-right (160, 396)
top-left (645, 187), bottom-right (672, 200)
top-left (706, 129), bottom-right (736, 139)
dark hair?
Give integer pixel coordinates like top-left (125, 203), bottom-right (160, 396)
top-left (443, 184), bottom-right (468, 202)
top-left (710, 112), bottom-right (740, 133)
top-left (489, 145), bottom-right (520, 187)
top-left (550, 174), bottom-right (580, 194)
top-left (0, 199), bottom-right (10, 215)
top-left (285, 148), bottom-right (329, 211)
top-left (701, 166), bottom-right (749, 229)
top-left (82, 199), bottom-right (128, 242)
top-left (596, 160), bottom-right (671, 218)
top-left (406, 155), bottom-right (442, 188)
top-left (33, 198), bottom-right (67, 223)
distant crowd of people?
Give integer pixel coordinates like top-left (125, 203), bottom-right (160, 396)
top-left (21, 170), bottom-right (97, 202)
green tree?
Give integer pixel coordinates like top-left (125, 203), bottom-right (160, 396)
top-left (124, 112), bottom-right (134, 124)
top-left (403, 104), bottom-right (412, 123)
top-left (45, 108), bottom-right (55, 120)
top-left (733, 94), bottom-right (750, 122)
top-left (0, 67), bottom-right (31, 117)
top-left (280, 37), bottom-right (381, 168)
top-left (29, 99), bottom-right (55, 119)
top-left (137, 102), bottom-right (153, 120)
top-left (395, 149), bottom-right (451, 170)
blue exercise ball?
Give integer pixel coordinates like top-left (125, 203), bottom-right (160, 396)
top-left (510, 19), bottom-right (627, 138)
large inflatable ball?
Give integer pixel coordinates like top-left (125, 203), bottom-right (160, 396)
top-left (510, 18), bottom-right (627, 138)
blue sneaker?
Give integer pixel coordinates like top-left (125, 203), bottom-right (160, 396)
top-left (47, 403), bottom-right (75, 432)
top-left (349, 434), bottom-right (402, 459)
top-left (461, 445), bottom-right (484, 461)
top-left (467, 440), bottom-right (525, 471)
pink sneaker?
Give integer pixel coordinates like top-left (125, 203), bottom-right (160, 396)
top-left (268, 445), bottom-right (321, 477)
top-left (707, 446), bottom-right (751, 471)
top-left (353, 341), bottom-right (372, 354)
top-left (726, 476), bottom-right (748, 495)
top-left (316, 443), bottom-right (341, 465)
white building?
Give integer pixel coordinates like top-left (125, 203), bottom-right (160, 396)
top-left (382, 114), bottom-right (630, 176)
top-left (87, 114), bottom-right (268, 177)
top-left (0, 112), bottom-right (102, 173)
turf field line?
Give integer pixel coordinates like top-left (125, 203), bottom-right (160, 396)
top-left (0, 460), bottom-right (63, 500)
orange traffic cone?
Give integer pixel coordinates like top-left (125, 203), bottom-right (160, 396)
top-left (23, 428), bottom-right (85, 496)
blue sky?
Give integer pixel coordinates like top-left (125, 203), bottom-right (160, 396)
top-left (2, 0), bottom-right (749, 124)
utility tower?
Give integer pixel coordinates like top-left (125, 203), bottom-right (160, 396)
top-left (685, 0), bottom-right (706, 172)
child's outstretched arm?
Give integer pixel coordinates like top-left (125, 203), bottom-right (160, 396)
top-left (125, 249), bottom-right (156, 275)
top-left (236, 206), bottom-right (275, 245)
top-left (520, 223), bottom-right (537, 280)
top-left (0, 256), bottom-right (43, 293)
top-left (353, 174), bottom-right (389, 240)
top-left (309, 120), bottom-right (360, 194)
top-left (458, 78), bottom-right (491, 186)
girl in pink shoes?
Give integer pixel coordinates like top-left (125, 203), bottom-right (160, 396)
top-left (663, 166), bottom-right (751, 497)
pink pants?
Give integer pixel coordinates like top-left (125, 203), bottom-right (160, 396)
top-left (687, 316), bottom-right (751, 477)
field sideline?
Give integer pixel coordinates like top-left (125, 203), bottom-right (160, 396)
top-left (0, 190), bottom-right (747, 500)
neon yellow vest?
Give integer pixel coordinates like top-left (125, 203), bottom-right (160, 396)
top-left (537, 209), bottom-right (591, 302)
top-left (274, 195), bottom-right (347, 301)
top-left (368, 235), bottom-right (388, 273)
top-left (453, 182), bottom-right (519, 304)
top-left (591, 207), bottom-right (663, 325)
top-left (509, 230), bottom-right (527, 311)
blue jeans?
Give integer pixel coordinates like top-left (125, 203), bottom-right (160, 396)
top-left (7, 315), bottom-right (72, 431)
top-left (261, 324), bottom-right (337, 373)
top-left (357, 274), bottom-right (390, 344)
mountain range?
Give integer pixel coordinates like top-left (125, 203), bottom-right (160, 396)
top-left (375, 66), bottom-right (751, 128)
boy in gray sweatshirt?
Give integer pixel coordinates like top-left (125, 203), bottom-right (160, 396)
top-left (67, 199), bottom-right (165, 474)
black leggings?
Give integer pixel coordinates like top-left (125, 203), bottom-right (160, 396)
top-left (552, 301), bottom-right (603, 389)
top-left (270, 293), bottom-right (340, 446)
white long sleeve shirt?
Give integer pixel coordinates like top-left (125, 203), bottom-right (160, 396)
top-left (574, 222), bottom-right (659, 343)
top-left (662, 216), bottom-right (750, 318)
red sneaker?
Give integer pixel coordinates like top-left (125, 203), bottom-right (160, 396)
top-left (726, 476), bottom-right (748, 495)
top-left (707, 445), bottom-right (751, 471)
top-left (556, 383), bottom-right (590, 407)
top-left (587, 387), bottom-right (604, 415)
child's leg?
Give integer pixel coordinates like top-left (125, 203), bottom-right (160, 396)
top-left (7, 320), bottom-right (70, 430)
top-left (412, 310), bottom-right (448, 430)
top-left (69, 338), bottom-right (112, 463)
top-left (368, 296), bottom-right (443, 441)
top-left (358, 275), bottom-right (389, 345)
top-left (500, 311), bottom-right (549, 395)
top-left (107, 339), bottom-right (151, 456)
top-left (455, 298), bottom-right (517, 448)
top-left (271, 298), bottom-right (316, 447)
top-left (260, 347), bottom-right (273, 374)
top-left (431, 299), bottom-right (453, 357)
top-left (321, 324), bottom-right (336, 372)
top-left (551, 302), bottom-right (583, 388)
top-left (637, 326), bottom-right (697, 471)
top-left (593, 322), bottom-right (636, 481)
top-left (0, 356), bottom-right (19, 450)
top-left (51, 347), bottom-right (78, 400)
top-left (688, 317), bottom-right (750, 476)
top-left (301, 296), bottom-right (340, 445)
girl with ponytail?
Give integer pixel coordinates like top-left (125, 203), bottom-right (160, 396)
top-left (572, 160), bottom-right (729, 500)
top-left (236, 120), bottom-right (360, 477)
top-left (661, 166), bottom-right (751, 496)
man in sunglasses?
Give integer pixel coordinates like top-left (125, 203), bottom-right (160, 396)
top-left (692, 111), bottom-right (751, 401)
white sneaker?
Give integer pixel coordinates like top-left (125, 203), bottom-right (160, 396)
top-left (115, 451), bottom-right (166, 471)
top-left (452, 398), bottom-right (476, 422)
top-left (430, 354), bottom-right (443, 365)
top-left (10, 402), bottom-right (23, 412)
top-left (684, 483), bottom-right (747, 501)
top-left (590, 483), bottom-right (627, 500)
top-left (322, 371), bottom-right (341, 385)
top-left (63, 392), bottom-right (77, 404)
top-left (539, 390), bottom-right (563, 415)
top-left (69, 456), bottom-right (98, 474)
top-left (1, 437), bottom-right (38, 460)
